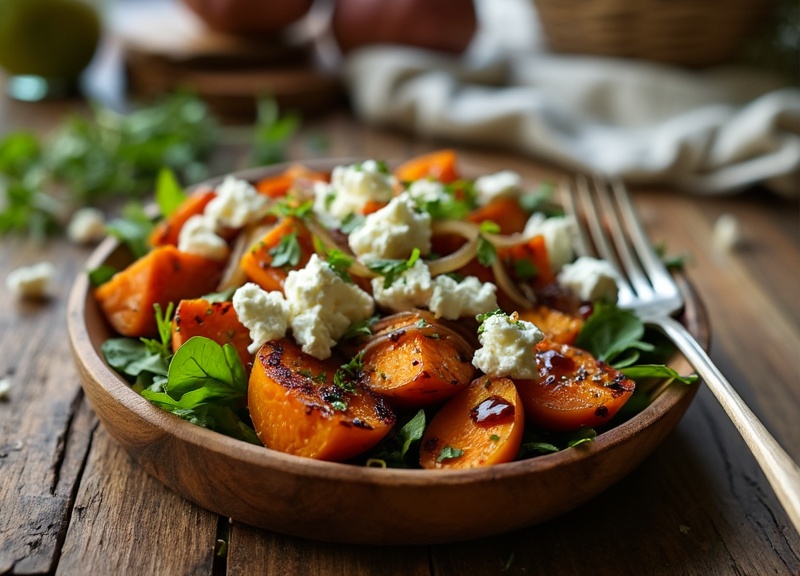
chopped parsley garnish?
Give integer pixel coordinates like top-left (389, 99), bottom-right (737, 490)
top-left (269, 198), bottom-right (313, 220)
top-left (339, 212), bottom-right (365, 234)
top-left (476, 309), bottom-right (507, 334)
top-left (437, 445), bottom-right (464, 462)
top-left (268, 231), bottom-right (302, 268)
top-left (367, 247), bottom-right (421, 289)
top-left (342, 316), bottom-right (378, 340)
top-left (334, 352), bottom-right (364, 394)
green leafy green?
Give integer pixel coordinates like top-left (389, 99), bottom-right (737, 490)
top-left (437, 445), bottom-right (464, 462)
top-left (512, 258), bottom-right (538, 279)
top-left (87, 264), bottom-right (118, 287)
top-left (518, 182), bottom-right (562, 216)
top-left (361, 409), bottom-right (427, 468)
top-left (366, 248), bottom-right (421, 289)
top-left (155, 167), bottom-right (187, 218)
top-left (313, 238), bottom-right (354, 283)
top-left (0, 93), bottom-right (217, 239)
top-left (622, 364), bottom-right (698, 385)
top-left (140, 303), bottom-right (174, 361)
top-left (575, 303), bottom-right (654, 367)
top-left (140, 336), bottom-right (258, 444)
top-left (104, 202), bottom-right (154, 259)
top-left (333, 352), bottom-right (363, 394)
top-left (268, 231), bottom-right (302, 268)
top-left (477, 221), bottom-right (500, 266)
top-left (341, 316), bottom-right (378, 340)
top-left (269, 198), bottom-right (313, 220)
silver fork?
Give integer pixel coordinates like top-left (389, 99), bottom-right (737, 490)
top-left (563, 174), bottom-right (800, 534)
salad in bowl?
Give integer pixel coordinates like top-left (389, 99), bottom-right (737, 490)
top-left (90, 149), bottom-right (696, 472)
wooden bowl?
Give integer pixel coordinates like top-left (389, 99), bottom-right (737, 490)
top-left (67, 161), bottom-right (707, 545)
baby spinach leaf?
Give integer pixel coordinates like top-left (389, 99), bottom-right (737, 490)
top-left (575, 302), bottom-right (654, 365)
top-left (622, 364), bottom-right (698, 385)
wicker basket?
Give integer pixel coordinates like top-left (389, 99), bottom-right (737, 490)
top-left (533, 0), bottom-right (775, 67)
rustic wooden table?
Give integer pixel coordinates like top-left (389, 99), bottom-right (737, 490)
top-left (1, 81), bottom-right (798, 576)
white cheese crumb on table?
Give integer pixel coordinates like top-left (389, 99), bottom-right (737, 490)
top-left (6, 262), bottom-right (56, 300)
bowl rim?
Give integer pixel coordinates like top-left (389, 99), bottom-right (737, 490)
top-left (67, 159), bottom-right (708, 490)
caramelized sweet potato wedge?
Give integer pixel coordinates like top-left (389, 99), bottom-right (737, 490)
top-left (419, 376), bottom-right (524, 469)
top-left (249, 338), bottom-right (396, 461)
top-left (254, 163), bottom-right (328, 198)
top-left (359, 311), bottom-right (478, 407)
top-left (467, 197), bottom-right (529, 235)
top-left (517, 306), bottom-right (583, 345)
top-left (394, 149), bottom-right (459, 183)
top-left (515, 340), bottom-right (635, 432)
top-left (95, 245), bottom-right (223, 338)
top-left (172, 298), bottom-right (253, 369)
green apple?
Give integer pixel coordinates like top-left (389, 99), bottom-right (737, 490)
top-left (0, 0), bottom-right (100, 77)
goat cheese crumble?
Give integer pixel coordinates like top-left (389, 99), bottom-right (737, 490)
top-left (7, 262), bottom-right (56, 299)
top-left (205, 176), bottom-right (267, 229)
top-left (348, 193), bottom-right (432, 261)
top-left (429, 275), bottom-right (498, 320)
top-left (284, 254), bottom-right (375, 360)
top-left (325, 160), bottom-right (396, 220)
top-left (471, 312), bottom-right (544, 379)
top-left (178, 215), bottom-right (230, 261)
top-left (557, 256), bottom-right (619, 303)
top-left (523, 213), bottom-right (575, 272)
top-left (232, 283), bottom-right (290, 353)
top-left (371, 259), bottom-right (433, 312)
top-left (67, 207), bottom-right (106, 245)
top-left (474, 170), bottom-right (522, 205)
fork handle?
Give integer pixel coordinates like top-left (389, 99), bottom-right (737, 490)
top-left (653, 315), bottom-right (800, 534)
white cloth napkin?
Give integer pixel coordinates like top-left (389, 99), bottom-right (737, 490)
top-left (340, 1), bottom-right (800, 196)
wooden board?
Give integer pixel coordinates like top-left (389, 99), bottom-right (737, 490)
top-left (112, 0), bottom-right (341, 119)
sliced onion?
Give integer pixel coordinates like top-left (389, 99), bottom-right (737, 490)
top-left (216, 221), bottom-right (274, 292)
top-left (306, 219), bottom-right (377, 279)
top-left (427, 236), bottom-right (479, 277)
top-left (491, 258), bottom-right (535, 310)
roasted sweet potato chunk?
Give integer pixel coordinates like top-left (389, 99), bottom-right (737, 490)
top-left (517, 306), bottom-right (583, 345)
top-left (359, 311), bottom-right (478, 407)
top-left (515, 340), bottom-right (635, 432)
top-left (95, 245), bottom-right (223, 338)
top-left (249, 339), bottom-right (395, 461)
top-left (172, 298), bottom-right (253, 369)
top-left (419, 376), bottom-right (524, 469)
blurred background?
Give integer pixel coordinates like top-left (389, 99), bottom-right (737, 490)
top-left (0, 0), bottom-right (797, 217)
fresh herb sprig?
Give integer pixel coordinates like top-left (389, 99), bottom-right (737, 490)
top-left (367, 248), bottom-right (421, 289)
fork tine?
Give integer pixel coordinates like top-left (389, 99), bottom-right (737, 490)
top-left (609, 178), bottom-right (680, 298)
top-left (560, 178), bottom-right (591, 257)
top-left (569, 175), bottom-right (636, 304)
top-left (592, 176), bottom-right (656, 300)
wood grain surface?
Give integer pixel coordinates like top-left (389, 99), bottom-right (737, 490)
top-left (0, 81), bottom-right (798, 575)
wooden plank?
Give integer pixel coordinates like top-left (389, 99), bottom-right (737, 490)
top-left (0, 240), bottom-right (96, 575)
top-left (56, 425), bottom-right (220, 575)
top-left (226, 522), bottom-right (430, 576)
